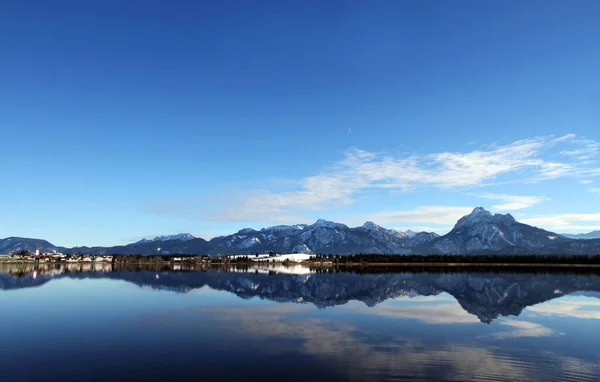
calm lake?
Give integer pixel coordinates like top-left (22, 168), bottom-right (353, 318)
top-left (1, 264), bottom-right (599, 381)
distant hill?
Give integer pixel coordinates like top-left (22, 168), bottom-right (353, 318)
top-left (0, 237), bottom-right (57, 254)
top-left (57, 237), bottom-right (211, 256)
top-left (562, 231), bottom-right (600, 240)
top-left (2, 208), bottom-right (600, 256)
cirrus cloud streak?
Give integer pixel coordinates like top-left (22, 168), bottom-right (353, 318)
top-left (210, 134), bottom-right (598, 222)
top-left (521, 213), bottom-right (600, 233)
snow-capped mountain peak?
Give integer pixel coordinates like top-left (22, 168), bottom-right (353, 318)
top-left (312, 219), bottom-right (347, 230)
top-left (454, 207), bottom-right (515, 230)
top-left (403, 229), bottom-right (418, 238)
top-left (433, 207), bottom-right (563, 254)
top-left (463, 206), bottom-right (492, 220)
top-left (410, 231), bottom-right (440, 245)
top-left (137, 233), bottom-right (196, 243)
top-left (261, 224), bottom-right (307, 233)
top-left (361, 221), bottom-right (381, 231)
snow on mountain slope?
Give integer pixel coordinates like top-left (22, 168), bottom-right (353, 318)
top-left (137, 233), bottom-right (196, 243)
top-left (409, 232), bottom-right (440, 245)
top-left (402, 229), bottom-right (419, 238)
top-left (431, 207), bottom-right (569, 254)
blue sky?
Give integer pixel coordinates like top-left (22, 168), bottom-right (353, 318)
top-left (1, 0), bottom-right (599, 246)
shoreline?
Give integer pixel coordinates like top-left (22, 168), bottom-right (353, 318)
top-left (308, 262), bottom-right (600, 268)
top-left (3, 258), bottom-right (600, 268)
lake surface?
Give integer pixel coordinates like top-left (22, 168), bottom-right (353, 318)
top-left (1, 264), bottom-right (600, 381)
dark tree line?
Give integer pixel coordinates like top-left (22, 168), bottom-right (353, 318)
top-left (314, 253), bottom-right (600, 265)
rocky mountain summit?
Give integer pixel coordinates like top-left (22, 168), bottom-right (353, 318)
top-left (136, 233), bottom-right (196, 243)
top-left (431, 207), bottom-right (569, 254)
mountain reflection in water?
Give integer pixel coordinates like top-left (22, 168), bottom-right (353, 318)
top-left (2, 263), bottom-right (600, 323)
top-left (1, 264), bottom-right (600, 381)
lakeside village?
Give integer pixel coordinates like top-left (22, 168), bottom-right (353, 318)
top-left (3, 249), bottom-right (316, 265)
top-left (9, 250), bottom-right (600, 267)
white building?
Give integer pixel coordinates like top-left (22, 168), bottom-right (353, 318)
top-left (230, 253), bottom-right (313, 263)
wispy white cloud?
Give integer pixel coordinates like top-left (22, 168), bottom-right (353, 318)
top-left (486, 319), bottom-right (558, 339)
top-left (217, 135), bottom-right (597, 222)
top-left (479, 193), bottom-right (548, 211)
top-left (534, 162), bottom-right (577, 180)
top-left (551, 133), bottom-right (577, 143)
top-left (361, 303), bottom-right (480, 324)
top-left (580, 180), bottom-right (594, 185)
top-left (528, 298), bottom-right (600, 320)
top-left (151, 134), bottom-right (599, 223)
top-left (164, 303), bottom-right (600, 382)
top-left (560, 139), bottom-right (600, 160)
top-left (360, 206), bottom-right (474, 227)
top-left (591, 188), bottom-right (600, 194)
top-left (521, 213), bottom-right (600, 232)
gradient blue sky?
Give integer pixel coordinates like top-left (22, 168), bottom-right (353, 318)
top-left (1, 0), bottom-right (599, 246)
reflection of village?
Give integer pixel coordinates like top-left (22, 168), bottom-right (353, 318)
top-left (1, 261), bottom-right (114, 279)
top-left (0, 262), bottom-right (319, 283)
top-left (0, 261), bottom-right (315, 279)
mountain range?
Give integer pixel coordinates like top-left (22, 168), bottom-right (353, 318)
top-left (2, 207), bottom-right (600, 256)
